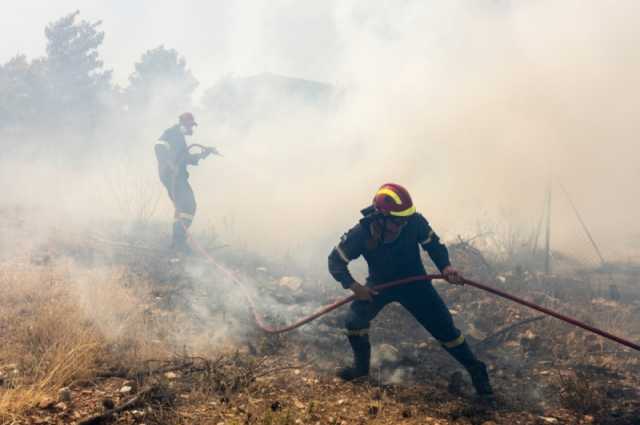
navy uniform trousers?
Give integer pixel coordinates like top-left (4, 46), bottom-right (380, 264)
top-left (160, 172), bottom-right (196, 251)
top-left (345, 280), bottom-right (463, 346)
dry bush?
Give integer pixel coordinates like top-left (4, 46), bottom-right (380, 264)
top-left (0, 261), bottom-right (101, 419)
top-left (0, 258), bottom-right (173, 421)
top-left (68, 264), bottom-right (175, 365)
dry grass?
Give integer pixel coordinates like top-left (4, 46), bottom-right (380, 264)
top-left (0, 258), bottom-right (170, 422)
top-left (1, 237), bottom-right (640, 424)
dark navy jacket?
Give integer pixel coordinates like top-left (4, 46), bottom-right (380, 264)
top-left (155, 125), bottom-right (201, 181)
top-left (328, 213), bottom-right (451, 289)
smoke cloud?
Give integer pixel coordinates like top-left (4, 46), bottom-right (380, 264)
top-left (2, 0), bottom-right (640, 269)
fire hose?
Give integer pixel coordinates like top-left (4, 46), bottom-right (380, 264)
top-left (171, 145), bottom-right (640, 351)
top-left (183, 229), bottom-right (640, 351)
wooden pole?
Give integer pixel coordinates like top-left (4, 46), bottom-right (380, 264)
top-left (559, 182), bottom-right (606, 267)
top-left (544, 180), bottom-right (552, 274)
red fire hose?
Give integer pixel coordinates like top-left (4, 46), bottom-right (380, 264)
top-left (249, 275), bottom-right (440, 334)
top-left (459, 277), bottom-right (640, 352)
top-left (185, 229), bottom-right (640, 351)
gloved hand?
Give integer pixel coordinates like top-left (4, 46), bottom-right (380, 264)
top-left (349, 282), bottom-right (379, 302)
top-left (200, 146), bottom-right (220, 159)
top-left (443, 265), bottom-right (464, 285)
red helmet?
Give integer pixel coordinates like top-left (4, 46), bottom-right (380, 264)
top-left (179, 112), bottom-right (198, 127)
top-left (373, 183), bottom-right (416, 217)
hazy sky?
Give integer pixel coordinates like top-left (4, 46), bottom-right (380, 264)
top-left (1, 1), bottom-right (344, 91)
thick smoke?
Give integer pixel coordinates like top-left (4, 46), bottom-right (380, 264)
top-left (193, 1), bottom-right (640, 265)
top-left (2, 0), bottom-right (640, 268)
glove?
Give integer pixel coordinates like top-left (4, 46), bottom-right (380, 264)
top-left (349, 282), bottom-right (379, 302)
top-left (443, 266), bottom-right (464, 285)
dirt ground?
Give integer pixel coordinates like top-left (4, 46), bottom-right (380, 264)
top-left (1, 221), bottom-right (639, 425)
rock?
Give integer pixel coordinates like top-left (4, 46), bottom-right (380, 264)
top-left (164, 371), bottom-right (178, 379)
top-left (58, 387), bottom-right (71, 403)
top-left (3, 364), bottom-right (19, 377)
top-left (38, 397), bottom-right (56, 409)
top-left (278, 276), bottom-right (303, 291)
top-left (466, 323), bottom-right (487, 340)
top-left (54, 402), bottom-right (68, 411)
top-left (521, 330), bottom-right (542, 355)
top-left (131, 409), bottom-right (145, 417)
top-left (119, 385), bottom-right (133, 394)
top-left (122, 380), bottom-right (138, 392)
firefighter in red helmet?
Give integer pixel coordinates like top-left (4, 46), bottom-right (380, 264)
top-left (328, 183), bottom-right (494, 402)
top-left (154, 112), bottom-right (219, 256)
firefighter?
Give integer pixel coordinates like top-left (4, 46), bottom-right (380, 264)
top-left (155, 112), bottom-right (218, 256)
top-left (328, 183), bottom-right (494, 400)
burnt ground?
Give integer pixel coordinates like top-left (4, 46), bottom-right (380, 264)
top-left (1, 221), bottom-right (640, 425)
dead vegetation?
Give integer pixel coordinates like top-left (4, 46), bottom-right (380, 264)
top-left (1, 222), bottom-right (640, 425)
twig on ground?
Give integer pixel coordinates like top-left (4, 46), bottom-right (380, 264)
top-left (77, 385), bottom-right (158, 425)
top-left (474, 316), bottom-right (546, 352)
top-left (253, 361), bottom-right (313, 380)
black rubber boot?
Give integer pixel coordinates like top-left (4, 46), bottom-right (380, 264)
top-left (467, 362), bottom-right (494, 398)
top-left (338, 334), bottom-right (370, 381)
top-left (444, 341), bottom-right (494, 399)
top-left (171, 220), bottom-right (193, 256)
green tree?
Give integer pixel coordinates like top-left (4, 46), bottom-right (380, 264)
top-left (43, 10), bottom-right (112, 129)
top-left (125, 45), bottom-right (198, 115)
top-left (0, 55), bottom-right (47, 128)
